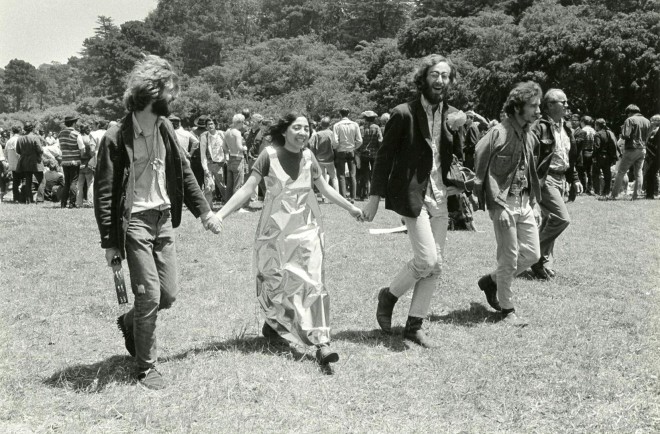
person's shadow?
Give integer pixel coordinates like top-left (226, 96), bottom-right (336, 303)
top-left (44, 355), bottom-right (135, 393)
top-left (332, 328), bottom-right (407, 352)
top-left (428, 302), bottom-right (501, 327)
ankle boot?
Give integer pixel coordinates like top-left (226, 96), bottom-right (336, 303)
top-left (376, 287), bottom-right (398, 333)
top-left (403, 316), bottom-right (434, 348)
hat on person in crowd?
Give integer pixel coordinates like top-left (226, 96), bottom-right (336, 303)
top-left (168, 114), bottom-right (180, 122)
top-left (361, 110), bottom-right (377, 118)
top-left (625, 104), bottom-right (640, 114)
top-left (195, 115), bottom-right (209, 128)
top-left (64, 115), bottom-right (79, 123)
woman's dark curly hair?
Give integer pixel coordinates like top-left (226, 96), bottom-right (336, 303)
top-left (269, 111), bottom-right (310, 147)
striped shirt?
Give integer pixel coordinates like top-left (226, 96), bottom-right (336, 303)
top-left (58, 127), bottom-right (84, 165)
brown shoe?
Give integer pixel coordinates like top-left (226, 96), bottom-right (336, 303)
top-left (403, 316), bottom-right (435, 348)
top-left (376, 287), bottom-right (398, 334)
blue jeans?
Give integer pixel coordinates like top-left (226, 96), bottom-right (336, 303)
top-left (122, 209), bottom-right (178, 371)
top-left (334, 151), bottom-right (356, 199)
top-left (612, 148), bottom-right (645, 199)
top-left (488, 194), bottom-right (540, 310)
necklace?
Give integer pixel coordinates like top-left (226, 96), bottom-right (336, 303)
top-left (144, 128), bottom-right (164, 172)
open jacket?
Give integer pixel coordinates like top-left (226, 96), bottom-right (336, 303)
top-left (531, 115), bottom-right (580, 184)
top-left (93, 114), bottom-right (210, 259)
top-left (369, 98), bottom-right (463, 218)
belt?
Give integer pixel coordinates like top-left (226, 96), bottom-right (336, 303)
top-left (229, 154), bottom-right (243, 158)
top-left (547, 169), bottom-right (566, 176)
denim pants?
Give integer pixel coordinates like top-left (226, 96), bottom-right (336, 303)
top-left (225, 157), bottom-right (245, 202)
top-left (538, 176), bottom-right (571, 268)
top-left (334, 151), bottom-right (356, 199)
top-left (389, 189), bottom-right (448, 318)
top-left (60, 164), bottom-right (79, 208)
top-left (76, 166), bottom-right (95, 207)
top-left (122, 209), bottom-right (178, 372)
top-left (592, 155), bottom-right (612, 196)
top-left (612, 148), bottom-right (645, 199)
top-left (206, 161), bottom-right (226, 205)
top-left (488, 194), bottom-right (540, 310)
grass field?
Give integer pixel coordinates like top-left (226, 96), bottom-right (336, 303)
top-left (0, 195), bottom-right (658, 433)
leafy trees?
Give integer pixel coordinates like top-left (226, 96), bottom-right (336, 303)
top-left (3, 59), bottom-right (38, 111)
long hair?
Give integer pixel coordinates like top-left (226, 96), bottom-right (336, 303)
top-left (412, 54), bottom-right (457, 91)
top-left (503, 81), bottom-right (543, 117)
top-left (269, 111), bottom-right (310, 147)
top-left (123, 55), bottom-right (179, 112)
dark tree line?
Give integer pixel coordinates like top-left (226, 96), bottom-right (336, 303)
top-left (1, 0), bottom-right (658, 132)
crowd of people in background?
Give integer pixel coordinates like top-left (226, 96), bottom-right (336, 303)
top-left (1, 98), bottom-right (658, 215)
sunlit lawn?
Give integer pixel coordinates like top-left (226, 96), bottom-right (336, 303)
top-left (0, 195), bottom-right (658, 432)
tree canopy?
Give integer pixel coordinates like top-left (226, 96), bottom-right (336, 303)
top-left (1, 0), bottom-right (658, 131)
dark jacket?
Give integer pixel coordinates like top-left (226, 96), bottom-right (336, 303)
top-left (16, 133), bottom-right (45, 172)
top-left (594, 128), bottom-right (618, 163)
top-left (369, 98), bottom-right (463, 217)
top-left (94, 114), bottom-right (211, 259)
top-left (531, 115), bottom-right (580, 184)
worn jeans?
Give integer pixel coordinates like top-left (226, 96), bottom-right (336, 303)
top-left (356, 155), bottom-right (374, 200)
top-left (592, 155), bottom-right (613, 196)
top-left (60, 164), bottom-right (79, 208)
top-left (334, 151), bottom-right (356, 200)
top-left (205, 161), bottom-right (226, 205)
top-left (488, 194), bottom-right (540, 310)
top-left (122, 209), bottom-right (178, 371)
top-left (389, 188), bottom-right (448, 318)
top-left (612, 148), bottom-right (645, 199)
top-left (538, 176), bottom-right (571, 268)
top-left (225, 156), bottom-right (245, 202)
top-left (76, 166), bottom-right (95, 207)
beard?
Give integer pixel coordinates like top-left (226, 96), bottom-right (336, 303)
top-left (151, 97), bottom-right (171, 117)
top-left (421, 82), bottom-right (446, 105)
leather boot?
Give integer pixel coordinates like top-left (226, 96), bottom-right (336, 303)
top-left (403, 316), bottom-right (435, 348)
top-left (376, 287), bottom-right (398, 334)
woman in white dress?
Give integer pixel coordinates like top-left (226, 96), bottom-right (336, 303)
top-left (216, 111), bottom-right (363, 370)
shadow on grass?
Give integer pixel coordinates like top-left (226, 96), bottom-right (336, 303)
top-left (44, 355), bottom-right (135, 393)
top-left (332, 328), bottom-right (407, 353)
top-left (163, 336), bottom-right (328, 370)
top-left (428, 302), bottom-right (500, 327)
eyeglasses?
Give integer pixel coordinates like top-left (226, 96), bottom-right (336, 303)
top-left (549, 100), bottom-right (569, 106)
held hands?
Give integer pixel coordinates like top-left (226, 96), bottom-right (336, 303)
top-left (349, 205), bottom-right (365, 222)
top-left (533, 208), bottom-right (541, 227)
top-left (362, 195), bottom-right (380, 222)
top-left (201, 211), bottom-right (223, 234)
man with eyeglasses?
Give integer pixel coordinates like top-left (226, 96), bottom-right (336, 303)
top-left (530, 89), bottom-right (583, 280)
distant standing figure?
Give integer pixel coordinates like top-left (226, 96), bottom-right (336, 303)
top-left (15, 122), bottom-right (45, 204)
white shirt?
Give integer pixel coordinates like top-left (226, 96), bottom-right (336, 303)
top-left (420, 95), bottom-right (447, 202)
top-left (131, 114), bottom-right (170, 213)
top-left (200, 130), bottom-right (226, 170)
top-left (549, 118), bottom-right (570, 173)
top-left (333, 118), bottom-right (363, 153)
top-left (5, 135), bottom-right (19, 171)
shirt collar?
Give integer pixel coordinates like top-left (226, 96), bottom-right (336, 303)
top-left (132, 113), bottom-right (164, 139)
top-left (548, 116), bottom-right (564, 130)
top-left (420, 95), bottom-right (442, 114)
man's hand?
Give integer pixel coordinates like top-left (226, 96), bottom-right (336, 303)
top-left (573, 181), bottom-right (584, 195)
top-left (498, 208), bottom-right (513, 229)
top-left (362, 195), bottom-right (380, 222)
top-left (201, 211), bottom-right (223, 234)
top-left (105, 247), bottom-right (121, 267)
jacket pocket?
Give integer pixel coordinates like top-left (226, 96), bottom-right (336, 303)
top-left (492, 155), bottom-right (512, 177)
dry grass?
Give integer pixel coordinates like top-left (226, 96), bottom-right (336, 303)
top-left (0, 196), bottom-right (658, 433)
